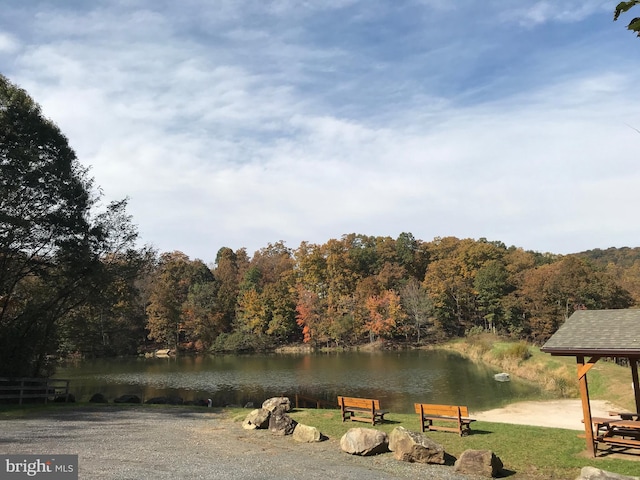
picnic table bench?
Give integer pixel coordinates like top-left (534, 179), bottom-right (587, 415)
top-left (588, 416), bottom-right (640, 452)
top-left (414, 403), bottom-right (476, 436)
top-left (337, 396), bottom-right (388, 426)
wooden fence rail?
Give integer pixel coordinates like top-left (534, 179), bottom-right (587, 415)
top-left (0, 377), bottom-right (70, 405)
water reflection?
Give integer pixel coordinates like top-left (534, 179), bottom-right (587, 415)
top-left (55, 350), bottom-right (545, 413)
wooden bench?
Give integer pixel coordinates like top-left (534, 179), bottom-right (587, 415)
top-left (414, 403), bottom-right (476, 436)
top-left (338, 396), bottom-right (388, 426)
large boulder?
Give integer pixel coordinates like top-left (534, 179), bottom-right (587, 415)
top-left (454, 449), bottom-right (503, 478)
top-left (292, 423), bottom-right (322, 443)
top-left (388, 426), bottom-right (445, 464)
top-left (576, 467), bottom-right (640, 480)
top-left (262, 396), bottom-right (291, 413)
top-left (242, 408), bottom-right (271, 430)
top-left (340, 428), bottom-right (389, 456)
top-left (268, 406), bottom-right (297, 435)
top-left (113, 394), bottom-right (141, 404)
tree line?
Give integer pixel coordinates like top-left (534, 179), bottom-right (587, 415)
top-left (110, 236), bottom-right (633, 358)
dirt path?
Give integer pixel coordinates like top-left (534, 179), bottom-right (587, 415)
top-left (474, 399), bottom-right (625, 430)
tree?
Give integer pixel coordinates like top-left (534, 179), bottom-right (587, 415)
top-left (614, 1), bottom-right (640, 36)
top-left (146, 252), bottom-right (214, 349)
top-left (364, 290), bottom-right (405, 342)
top-left (58, 247), bottom-right (156, 357)
top-left (400, 278), bottom-right (432, 343)
top-left (514, 256), bottom-right (633, 342)
top-left (0, 74), bottom-right (139, 376)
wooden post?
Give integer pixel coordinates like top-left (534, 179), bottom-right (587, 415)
top-left (631, 357), bottom-right (640, 415)
top-left (577, 355), bottom-right (596, 458)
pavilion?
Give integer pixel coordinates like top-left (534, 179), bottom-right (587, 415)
top-left (541, 309), bottom-right (640, 457)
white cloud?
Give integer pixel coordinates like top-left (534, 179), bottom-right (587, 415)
top-left (502, 1), bottom-right (611, 26)
top-left (0, 32), bottom-right (19, 53)
top-left (2, 0), bottom-right (640, 260)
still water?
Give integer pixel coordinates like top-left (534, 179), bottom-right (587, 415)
top-left (55, 350), bottom-right (545, 413)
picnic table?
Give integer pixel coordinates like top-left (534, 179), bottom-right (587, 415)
top-left (589, 415), bottom-right (640, 452)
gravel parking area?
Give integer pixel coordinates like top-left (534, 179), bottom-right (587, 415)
top-left (0, 406), bottom-right (474, 480)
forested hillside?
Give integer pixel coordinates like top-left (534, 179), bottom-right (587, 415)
top-left (54, 235), bottom-right (638, 357)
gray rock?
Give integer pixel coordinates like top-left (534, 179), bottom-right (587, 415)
top-left (576, 467), bottom-right (640, 480)
top-left (340, 428), bottom-right (389, 456)
top-left (89, 393), bottom-right (108, 403)
top-left (292, 423), bottom-right (322, 443)
top-left (268, 406), bottom-right (297, 435)
top-left (454, 449), bottom-right (503, 478)
top-left (242, 408), bottom-right (271, 430)
top-left (388, 426), bottom-right (445, 464)
top-left (262, 396), bottom-right (291, 412)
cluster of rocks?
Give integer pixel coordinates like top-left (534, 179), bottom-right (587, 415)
top-left (242, 396), bottom-right (323, 443)
top-left (339, 426), bottom-right (503, 477)
top-left (89, 393), bottom-right (212, 406)
top-left (243, 397), bottom-right (502, 477)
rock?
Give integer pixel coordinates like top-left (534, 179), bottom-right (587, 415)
top-left (244, 402), bottom-right (255, 409)
top-left (89, 393), bottom-right (108, 403)
top-left (262, 396), bottom-right (291, 413)
top-left (388, 426), bottom-right (445, 464)
top-left (242, 408), bottom-right (271, 430)
top-left (145, 396), bottom-right (183, 405)
top-left (340, 428), bottom-right (389, 456)
top-left (576, 467), bottom-right (640, 480)
top-left (292, 423), bottom-right (322, 443)
top-left (113, 394), bottom-right (142, 404)
top-left (454, 449), bottom-right (503, 478)
top-left (268, 406), bottom-right (297, 435)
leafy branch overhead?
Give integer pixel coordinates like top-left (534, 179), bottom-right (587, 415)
top-left (614, 1), bottom-right (640, 36)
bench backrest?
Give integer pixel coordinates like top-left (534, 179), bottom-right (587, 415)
top-left (338, 396), bottom-right (380, 410)
top-left (414, 403), bottom-right (469, 417)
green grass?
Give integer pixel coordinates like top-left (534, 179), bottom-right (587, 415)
top-left (226, 407), bottom-right (640, 479)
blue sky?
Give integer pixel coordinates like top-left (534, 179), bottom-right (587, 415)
top-left (2, 0), bottom-right (640, 263)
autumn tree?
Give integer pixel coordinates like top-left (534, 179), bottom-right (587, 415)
top-left (233, 242), bottom-right (298, 347)
top-left (514, 256), bottom-right (633, 342)
top-left (212, 247), bottom-right (248, 333)
top-left (295, 286), bottom-right (324, 344)
top-left (364, 290), bottom-right (405, 342)
top-left (146, 252), bottom-right (214, 349)
top-left (182, 282), bottom-right (226, 351)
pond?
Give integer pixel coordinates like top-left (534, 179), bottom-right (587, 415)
top-left (55, 349), bottom-right (546, 413)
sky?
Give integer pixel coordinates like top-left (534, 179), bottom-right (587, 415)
top-left (2, 0), bottom-right (640, 264)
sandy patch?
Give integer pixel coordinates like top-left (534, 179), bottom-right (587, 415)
top-left (474, 399), bottom-right (626, 430)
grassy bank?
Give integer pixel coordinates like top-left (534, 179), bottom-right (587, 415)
top-left (225, 406), bottom-right (639, 479)
top-left (440, 334), bottom-right (636, 411)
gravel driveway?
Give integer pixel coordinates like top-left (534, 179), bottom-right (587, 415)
top-left (0, 406), bottom-right (475, 479)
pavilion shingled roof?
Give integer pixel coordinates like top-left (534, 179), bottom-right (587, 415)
top-left (541, 309), bottom-right (640, 357)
